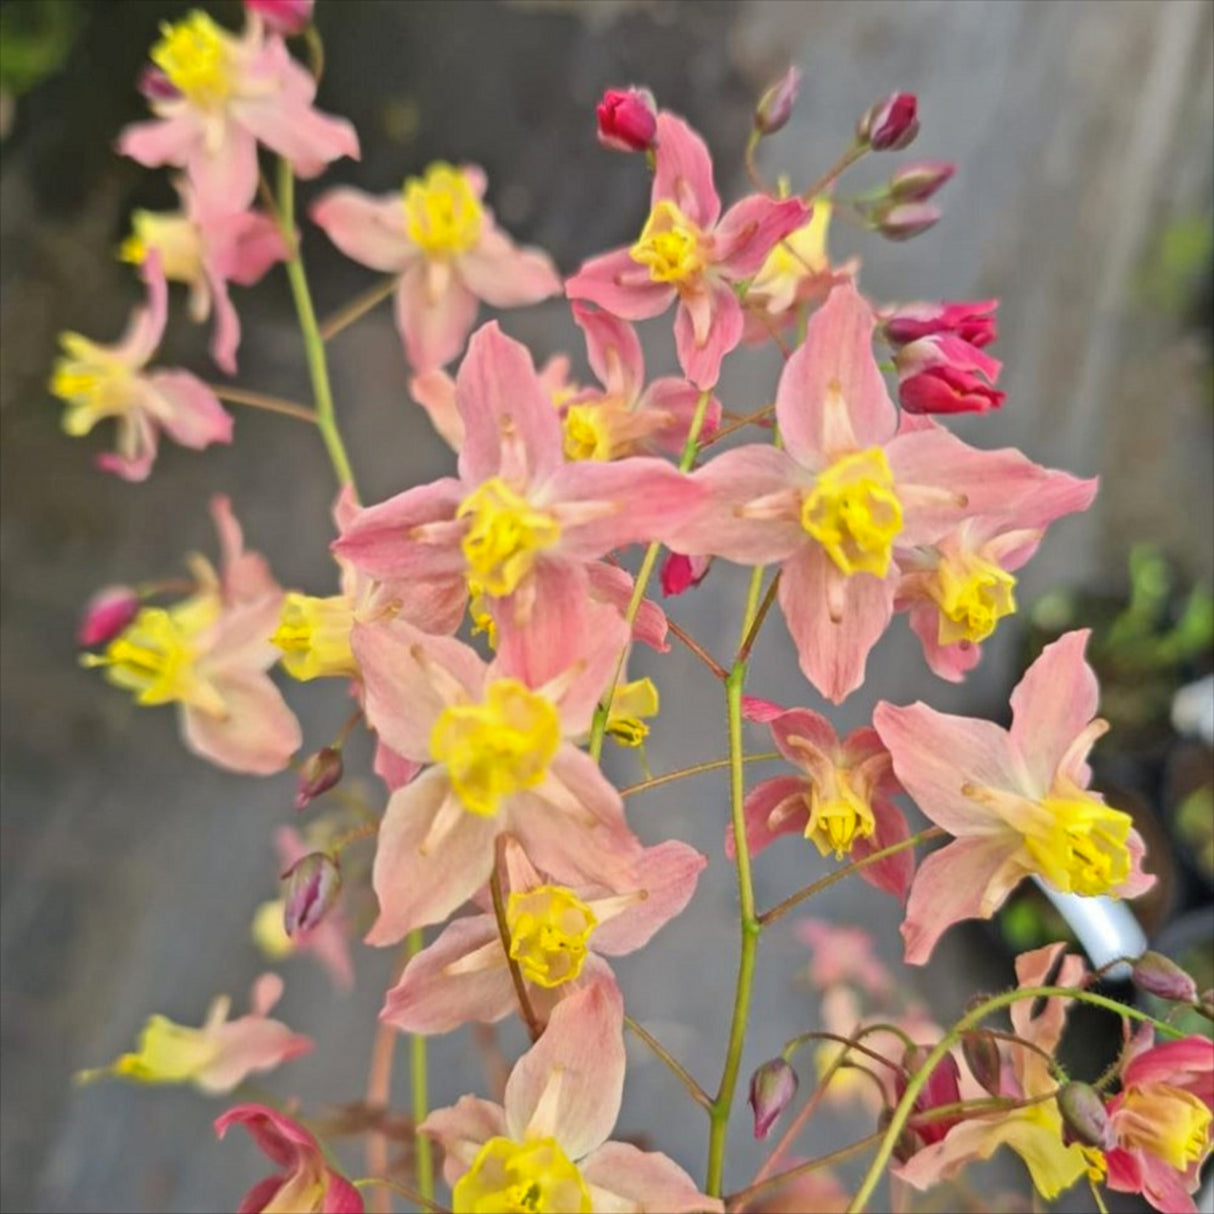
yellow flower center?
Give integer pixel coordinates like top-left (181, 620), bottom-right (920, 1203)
top-left (50, 333), bottom-right (136, 434)
top-left (806, 770), bottom-right (875, 860)
top-left (752, 198), bottom-right (833, 297)
top-left (272, 593), bottom-right (357, 681)
top-left (458, 477), bottom-right (561, 599)
top-left (403, 163), bottom-right (484, 257)
top-left (630, 200), bottom-right (706, 285)
top-left (1023, 787), bottom-right (1133, 897)
top-left (150, 12), bottom-right (232, 108)
top-left (801, 447), bottom-right (903, 577)
top-left (604, 677), bottom-right (659, 748)
top-left (505, 885), bottom-right (598, 988)
top-left (430, 679), bottom-right (560, 817)
top-left (467, 579), bottom-right (499, 648)
top-left (120, 211), bottom-right (203, 283)
top-left (454, 1137), bottom-right (591, 1214)
top-left (562, 405), bottom-right (613, 462)
top-left (1121, 1084), bottom-right (1212, 1171)
top-left (931, 551), bottom-right (1017, 645)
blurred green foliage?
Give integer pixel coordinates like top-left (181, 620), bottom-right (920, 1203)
top-left (0, 0), bottom-right (80, 96)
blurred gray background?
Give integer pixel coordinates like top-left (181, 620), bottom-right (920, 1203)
top-left (2, 1), bottom-right (1211, 1211)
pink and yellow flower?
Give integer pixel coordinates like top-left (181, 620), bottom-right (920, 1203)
top-left (311, 162), bottom-right (560, 372)
top-left (875, 631), bottom-right (1155, 963)
top-left (422, 978), bottom-right (721, 1213)
top-left (566, 111), bottom-right (809, 387)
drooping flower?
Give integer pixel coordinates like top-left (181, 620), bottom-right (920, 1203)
top-left (83, 495), bottom-right (302, 774)
top-left (566, 111), bottom-right (810, 387)
top-left (49, 254), bottom-right (233, 481)
top-left (881, 298), bottom-right (998, 349)
top-left (894, 333), bottom-right (1005, 415)
top-left (78, 585), bottom-right (141, 647)
top-left (333, 322), bottom-right (704, 630)
top-left (728, 705), bottom-right (913, 898)
top-left (77, 973), bottom-right (310, 1093)
top-left (422, 978), bottom-right (722, 1214)
top-left (875, 631), bottom-right (1155, 964)
top-left (311, 163), bottom-right (561, 372)
top-left (381, 835), bottom-right (705, 1034)
top-left (352, 593), bottom-right (646, 942)
top-left (215, 1103), bottom-right (363, 1214)
top-left (118, 10), bottom-right (358, 213)
top-left (119, 177), bottom-right (288, 374)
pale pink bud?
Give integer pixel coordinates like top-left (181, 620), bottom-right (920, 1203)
top-left (858, 92), bottom-right (919, 151)
top-left (960, 1030), bottom-right (1003, 1097)
top-left (596, 87), bottom-right (658, 153)
top-left (1131, 951), bottom-right (1199, 1004)
top-left (1058, 1082), bottom-right (1114, 1150)
top-left (295, 747), bottom-right (343, 811)
top-left (748, 1058), bottom-right (799, 1139)
top-left (78, 585), bottom-right (140, 647)
top-left (754, 66), bottom-right (801, 136)
top-left (136, 66), bottom-right (180, 103)
top-left (888, 159), bottom-right (955, 202)
top-left (660, 552), bottom-right (712, 597)
top-left (245, 0), bottom-right (315, 35)
top-left (873, 201), bottom-right (940, 241)
top-left (282, 852), bottom-right (341, 938)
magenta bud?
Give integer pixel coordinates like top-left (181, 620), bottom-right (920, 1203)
top-left (1058, 1082), bottom-right (1114, 1150)
top-left (78, 585), bottom-right (140, 647)
top-left (1131, 951), bottom-right (1200, 1004)
top-left (660, 552), bottom-right (712, 597)
top-left (754, 66), bottom-right (801, 136)
top-left (295, 747), bottom-right (343, 811)
top-left (873, 201), bottom-right (941, 242)
top-left (245, 0), bottom-right (315, 35)
top-left (136, 66), bottom-right (181, 103)
top-left (858, 92), bottom-right (919, 151)
top-left (748, 1058), bottom-right (799, 1139)
top-left (888, 159), bottom-right (955, 202)
top-left (596, 87), bottom-right (658, 154)
top-left (960, 1030), bottom-right (1003, 1097)
top-left (282, 852), bottom-right (341, 938)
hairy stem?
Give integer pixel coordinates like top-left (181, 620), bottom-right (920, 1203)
top-left (619, 751), bottom-right (781, 799)
top-left (320, 276), bottom-right (397, 341)
top-left (207, 384), bottom-right (317, 423)
top-left (624, 1014), bottom-right (713, 1111)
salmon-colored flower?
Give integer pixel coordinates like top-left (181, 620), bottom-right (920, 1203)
top-left (311, 163), bottom-right (560, 372)
top-left (875, 631), bottom-right (1155, 963)
top-left (796, 918), bottom-right (894, 997)
top-left (566, 111), bottom-right (809, 387)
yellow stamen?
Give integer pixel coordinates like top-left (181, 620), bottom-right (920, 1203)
top-left (1023, 785), bottom-right (1133, 897)
top-left (931, 551), bottom-right (1017, 645)
top-left (50, 332), bottom-right (136, 435)
top-left (272, 593), bottom-right (358, 681)
top-left (119, 210), bottom-right (202, 282)
top-left (453, 1136), bottom-right (591, 1214)
top-left (77, 1015), bottom-right (217, 1087)
top-left (562, 405), bottom-right (613, 462)
top-left (1120, 1084), bottom-right (1212, 1171)
top-left (805, 769), bottom-right (876, 859)
top-left (402, 163), bottom-right (484, 257)
top-left (604, 676), bottom-right (659, 748)
top-left (801, 447), bottom-right (903, 577)
top-left (457, 477), bottom-right (561, 599)
top-left (467, 578), bottom-right (498, 648)
top-left (150, 12), bottom-right (233, 108)
top-left (505, 885), bottom-right (598, 988)
top-left (630, 200), bottom-right (706, 286)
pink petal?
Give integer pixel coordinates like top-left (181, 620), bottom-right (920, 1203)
top-left (205, 271), bottom-right (241, 375)
top-left (181, 672), bottom-right (301, 775)
top-left (1122, 1035), bottom-right (1214, 1091)
top-left (590, 840), bottom-right (707, 955)
top-left (904, 600), bottom-right (985, 683)
top-left (215, 1102), bottom-right (318, 1169)
top-left (777, 280), bottom-right (897, 467)
top-left (233, 86), bottom-right (359, 179)
top-left (310, 188), bottom-right (415, 273)
top-left (145, 371), bottom-right (234, 449)
top-left (636, 377), bottom-right (722, 456)
top-left (116, 113), bottom-right (197, 172)
top-left (779, 544), bottom-right (895, 704)
top-left (851, 791), bottom-right (914, 900)
top-left (673, 279), bottom-right (743, 389)
top-left (581, 1142), bottom-right (723, 1213)
top-left (456, 321), bottom-right (564, 487)
top-left (586, 560), bottom-right (669, 652)
top-left (210, 494), bottom-right (278, 606)
top-left (504, 976), bottom-right (625, 1160)
top-left (186, 125), bottom-right (261, 216)
top-left (726, 774), bottom-right (809, 859)
top-left (420, 1095), bottom-right (507, 1182)
top-left (117, 253), bottom-right (170, 366)
top-left (207, 210), bottom-right (289, 286)
top-left (565, 246), bottom-right (674, 321)
top-left (395, 260), bottom-right (481, 372)
top-left (409, 369), bottom-right (464, 450)
top-left (713, 194), bottom-right (812, 279)
top-left (366, 768), bottom-right (499, 943)
top-left (652, 112), bottom-right (720, 229)
top-left (1010, 943), bottom-right (1086, 1055)
top-left (768, 707), bottom-right (839, 767)
top-left (373, 738), bottom-right (421, 794)
top-left (572, 302), bottom-right (645, 401)
top-left (321, 1173), bottom-right (365, 1214)
top-left (458, 226), bottom-right (561, 307)
top-left (198, 1016), bottom-right (313, 1094)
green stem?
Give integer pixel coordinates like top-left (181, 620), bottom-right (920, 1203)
top-left (408, 930), bottom-right (434, 1204)
top-left (846, 985), bottom-right (1184, 1213)
top-left (276, 158), bottom-right (357, 492)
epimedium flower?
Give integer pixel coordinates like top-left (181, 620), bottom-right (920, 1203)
top-left (49, 253), bottom-right (233, 481)
top-left (119, 176), bottom-right (289, 374)
top-left (117, 9), bottom-right (358, 213)
top-left (728, 703), bottom-right (913, 899)
top-left (77, 973), bottom-right (310, 1094)
top-left (332, 322), bottom-right (704, 630)
top-left (893, 332), bottom-right (1005, 415)
top-left (874, 630), bottom-right (1155, 964)
top-left (422, 978), bottom-right (722, 1214)
top-left (311, 162), bottom-right (561, 372)
top-left (796, 917), bottom-right (895, 998)
top-left (215, 1103), bottom-right (363, 1214)
top-left (83, 495), bottom-right (302, 775)
top-left (566, 111), bottom-right (810, 388)
top-left (881, 298), bottom-right (999, 349)
top-left (380, 834), bottom-right (705, 1034)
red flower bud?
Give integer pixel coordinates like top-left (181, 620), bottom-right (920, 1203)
top-left (660, 552), bottom-right (712, 597)
top-left (245, 0), bottom-right (314, 35)
top-left (1058, 1081), bottom-right (1115, 1150)
top-left (282, 852), bottom-right (341, 938)
top-left (960, 1030), bottom-right (1003, 1097)
top-left (295, 747), bottom-right (344, 811)
top-left (897, 1046), bottom-right (963, 1145)
top-left (883, 299), bottom-right (999, 349)
top-left (858, 92), bottom-right (919, 151)
top-left (749, 1058), bottom-right (799, 1139)
top-left (754, 66), bottom-right (801, 136)
top-left (1131, 951), bottom-right (1200, 1004)
top-left (888, 159), bottom-right (955, 202)
top-left (596, 87), bottom-right (658, 154)
top-left (78, 585), bottom-right (140, 647)
top-left (873, 201), bottom-right (941, 242)
top-left (895, 334), bottom-right (1005, 415)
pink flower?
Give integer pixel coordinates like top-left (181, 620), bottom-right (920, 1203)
top-left (728, 705), bottom-right (913, 899)
top-left (351, 593), bottom-right (646, 943)
top-left (381, 835), bottom-right (705, 1034)
top-left (311, 164), bottom-right (560, 372)
top-left (333, 322), bottom-right (704, 631)
top-left (660, 551), bottom-right (712, 597)
top-left (668, 280), bottom-right (1054, 702)
top-left (215, 1103), bottom-right (363, 1214)
top-left (421, 979), bottom-right (722, 1213)
top-left (118, 10), bottom-right (358, 213)
top-left (596, 86), bottom-right (658, 153)
top-left (77, 585), bottom-right (141, 647)
top-left (120, 177), bottom-right (289, 374)
top-left (77, 973), bottom-right (311, 1093)
top-left (566, 112), bottom-right (810, 387)
top-left (245, 0), bottom-right (314, 36)
top-left (894, 333), bottom-right (1005, 415)
top-left (795, 918), bottom-right (894, 998)
top-left (882, 298), bottom-right (998, 349)
top-left (84, 496), bottom-right (302, 775)
top-left (1104, 1030), bottom-right (1214, 1213)
top-left (874, 631), bottom-right (1155, 964)
top-left (49, 254), bottom-right (233, 481)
